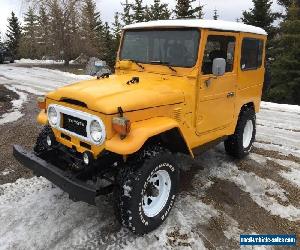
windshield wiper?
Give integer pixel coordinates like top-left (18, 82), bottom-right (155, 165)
top-left (150, 61), bottom-right (177, 73)
top-left (127, 59), bottom-right (145, 70)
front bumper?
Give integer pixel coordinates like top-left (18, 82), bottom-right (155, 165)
top-left (13, 145), bottom-right (98, 205)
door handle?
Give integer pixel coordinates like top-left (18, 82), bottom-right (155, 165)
top-left (227, 92), bottom-right (235, 98)
top-left (205, 76), bottom-right (218, 87)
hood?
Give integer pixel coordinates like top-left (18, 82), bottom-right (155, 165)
top-left (47, 73), bottom-right (185, 114)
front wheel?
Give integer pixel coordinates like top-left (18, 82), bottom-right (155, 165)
top-left (224, 107), bottom-right (256, 159)
top-left (114, 151), bottom-right (179, 235)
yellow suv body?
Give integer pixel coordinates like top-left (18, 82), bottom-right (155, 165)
top-left (39, 21), bottom-right (266, 158)
top-left (14, 19), bottom-right (267, 235)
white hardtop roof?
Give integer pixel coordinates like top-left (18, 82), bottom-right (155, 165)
top-left (124, 19), bottom-right (267, 36)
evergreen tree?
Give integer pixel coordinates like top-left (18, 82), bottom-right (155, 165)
top-left (277, 0), bottom-right (294, 9)
top-left (5, 12), bottom-right (22, 59)
top-left (277, 0), bottom-right (300, 16)
top-left (37, 5), bottom-right (51, 58)
top-left (112, 12), bottom-right (122, 50)
top-left (241, 0), bottom-right (278, 40)
top-left (132, 0), bottom-right (146, 22)
top-left (19, 7), bottom-right (39, 59)
top-left (0, 33), bottom-right (3, 50)
top-left (102, 22), bottom-right (115, 67)
top-left (174, 0), bottom-right (203, 19)
top-left (145, 0), bottom-right (171, 21)
top-left (269, 2), bottom-right (300, 104)
top-left (213, 8), bottom-right (219, 20)
top-left (121, 0), bottom-right (133, 25)
top-left (196, 1), bottom-right (204, 19)
top-left (81, 0), bottom-right (104, 56)
top-left (111, 12), bottom-right (122, 64)
top-left (47, 0), bottom-right (81, 65)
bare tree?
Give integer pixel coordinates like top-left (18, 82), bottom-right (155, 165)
top-left (29, 0), bottom-right (82, 65)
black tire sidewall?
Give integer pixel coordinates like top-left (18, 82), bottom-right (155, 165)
top-left (237, 110), bottom-right (256, 155)
top-left (34, 125), bottom-right (56, 153)
top-left (121, 153), bottom-right (179, 234)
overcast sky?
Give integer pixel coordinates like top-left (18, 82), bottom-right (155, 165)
top-left (0, 0), bottom-right (284, 36)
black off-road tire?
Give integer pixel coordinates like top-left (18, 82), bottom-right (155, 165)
top-left (224, 107), bottom-right (256, 159)
top-left (114, 148), bottom-right (179, 235)
top-left (34, 125), bottom-right (55, 154)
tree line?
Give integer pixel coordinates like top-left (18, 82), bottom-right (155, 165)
top-left (1, 0), bottom-right (206, 66)
top-left (0, 0), bottom-right (299, 105)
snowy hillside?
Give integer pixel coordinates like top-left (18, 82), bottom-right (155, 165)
top-left (0, 64), bottom-right (299, 249)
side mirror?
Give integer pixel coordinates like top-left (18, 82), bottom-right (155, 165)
top-left (212, 58), bottom-right (226, 76)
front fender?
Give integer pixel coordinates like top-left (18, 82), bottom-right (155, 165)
top-left (105, 117), bottom-right (192, 156)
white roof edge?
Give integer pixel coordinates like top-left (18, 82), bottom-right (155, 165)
top-left (123, 19), bottom-right (267, 36)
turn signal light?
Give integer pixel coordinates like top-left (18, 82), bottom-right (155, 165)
top-left (37, 96), bottom-right (46, 109)
top-left (112, 117), bottom-right (131, 139)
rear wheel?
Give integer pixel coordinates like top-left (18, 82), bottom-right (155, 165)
top-left (114, 148), bottom-right (179, 235)
top-left (224, 107), bottom-right (256, 159)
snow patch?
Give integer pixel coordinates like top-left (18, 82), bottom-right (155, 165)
top-left (0, 85), bottom-right (28, 125)
top-left (210, 159), bottom-right (300, 221)
top-left (15, 59), bottom-right (65, 65)
top-left (222, 215), bottom-right (242, 242)
top-left (0, 169), bottom-right (14, 176)
top-left (261, 101), bottom-right (300, 113)
top-left (249, 153), bottom-right (267, 165)
top-left (280, 169), bottom-right (300, 188)
top-left (269, 158), bottom-right (300, 188)
top-left (11, 84), bottom-right (45, 96)
top-left (0, 65), bottom-right (91, 95)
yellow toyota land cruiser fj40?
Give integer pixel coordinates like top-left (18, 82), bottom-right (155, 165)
top-left (14, 19), bottom-right (267, 234)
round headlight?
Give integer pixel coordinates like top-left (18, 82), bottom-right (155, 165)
top-left (90, 120), bottom-right (103, 143)
top-left (48, 107), bottom-right (58, 125)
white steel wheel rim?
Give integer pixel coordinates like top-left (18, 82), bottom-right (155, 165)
top-left (142, 169), bottom-right (171, 218)
top-left (243, 120), bottom-right (253, 148)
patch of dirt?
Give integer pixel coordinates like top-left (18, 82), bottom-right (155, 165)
top-left (237, 159), bottom-right (300, 208)
top-left (204, 179), bottom-right (299, 239)
top-left (252, 146), bottom-right (300, 164)
top-left (179, 162), bottom-right (204, 192)
top-left (0, 85), bottom-right (18, 116)
top-left (195, 215), bottom-right (238, 250)
top-left (255, 139), bottom-right (284, 147)
top-left (166, 228), bottom-right (191, 247)
top-left (0, 95), bottom-right (42, 185)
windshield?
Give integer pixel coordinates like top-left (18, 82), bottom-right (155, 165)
top-left (120, 29), bottom-right (201, 68)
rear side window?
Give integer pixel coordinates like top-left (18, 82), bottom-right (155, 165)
top-left (240, 38), bottom-right (264, 70)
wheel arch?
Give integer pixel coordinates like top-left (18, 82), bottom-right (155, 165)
top-left (240, 102), bottom-right (255, 113)
top-left (105, 117), bottom-right (193, 157)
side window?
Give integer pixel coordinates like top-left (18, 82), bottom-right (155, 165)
top-left (241, 38), bottom-right (264, 70)
top-left (202, 35), bottom-right (236, 75)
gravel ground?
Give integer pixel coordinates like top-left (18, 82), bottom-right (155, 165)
top-left (0, 90), bottom-right (39, 184)
top-left (0, 85), bottom-right (18, 117)
top-left (0, 65), bottom-right (299, 249)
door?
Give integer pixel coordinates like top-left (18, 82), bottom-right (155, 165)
top-left (196, 31), bottom-right (238, 135)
